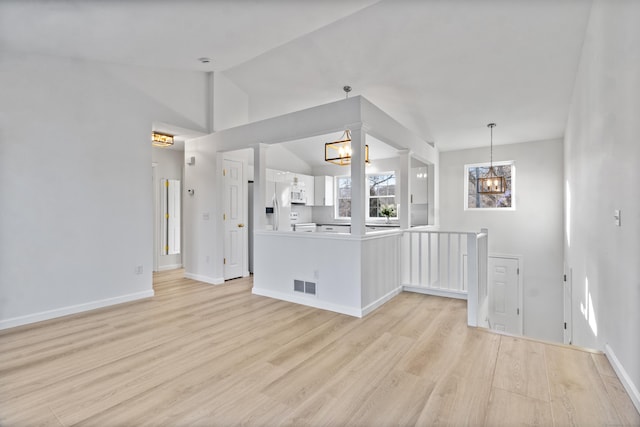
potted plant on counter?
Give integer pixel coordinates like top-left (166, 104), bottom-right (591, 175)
top-left (380, 204), bottom-right (396, 224)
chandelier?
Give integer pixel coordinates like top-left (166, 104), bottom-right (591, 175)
top-left (324, 86), bottom-right (370, 166)
top-left (478, 123), bottom-right (506, 194)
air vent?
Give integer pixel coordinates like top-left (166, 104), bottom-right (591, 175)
top-left (294, 279), bottom-right (317, 295)
top-left (304, 281), bottom-right (316, 295)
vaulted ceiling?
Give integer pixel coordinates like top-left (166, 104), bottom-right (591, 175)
top-left (0, 0), bottom-right (593, 151)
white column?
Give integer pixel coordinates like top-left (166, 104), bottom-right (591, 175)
top-left (206, 71), bottom-right (215, 133)
top-left (252, 143), bottom-right (268, 231)
top-left (398, 150), bottom-right (411, 229)
top-left (350, 126), bottom-right (366, 236)
top-left (428, 162), bottom-right (437, 225)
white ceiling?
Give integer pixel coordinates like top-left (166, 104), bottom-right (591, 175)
top-left (0, 0), bottom-right (593, 152)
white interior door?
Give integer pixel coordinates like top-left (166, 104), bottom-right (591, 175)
top-left (488, 256), bottom-right (521, 334)
top-left (223, 158), bottom-right (245, 280)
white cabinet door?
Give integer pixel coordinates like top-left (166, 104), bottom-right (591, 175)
top-left (314, 176), bottom-right (334, 206)
top-left (301, 174), bottom-right (315, 206)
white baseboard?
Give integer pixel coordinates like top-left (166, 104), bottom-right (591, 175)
top-left (0, 289), bottom-right (155, 331)
top-left (251, 287), bottom-right (362, 317)
top-left (604, 344), bottom-right (640, 414)
top-left (402, 285), bottom-right (468, 300)
top-left (184, 272), bottom-right (224, 285)
top-left (361, 287), bottom-right (402, 317)
top-left (157, 264), bottom-right (182, 272)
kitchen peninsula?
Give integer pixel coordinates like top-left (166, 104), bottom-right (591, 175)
top-left (186, 95), bottom-right (437, 317)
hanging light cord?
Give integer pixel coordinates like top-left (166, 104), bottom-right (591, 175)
top-left (490, 124), bottom-right (493, 167)
top-left (488, 123), bottom-right (496, 169)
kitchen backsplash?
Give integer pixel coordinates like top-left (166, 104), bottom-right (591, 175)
top-left (291, 205), bottom-right (313, 224)
top-left (311, 206), bottom-right (338, 224)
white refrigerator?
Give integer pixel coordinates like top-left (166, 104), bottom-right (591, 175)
top-left (272, 182), bottom-right (292, 231)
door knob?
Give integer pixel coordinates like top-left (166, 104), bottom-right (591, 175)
top-left (237, 223), bottom-right (245, 228)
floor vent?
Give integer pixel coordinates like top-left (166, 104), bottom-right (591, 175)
top-left (304, 281), bottom-right (316, 295)
top-left (294, 280), bottom-right (305, 293)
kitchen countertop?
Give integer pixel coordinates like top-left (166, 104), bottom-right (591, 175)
top-left (317, 223), bottom-right (400, 228)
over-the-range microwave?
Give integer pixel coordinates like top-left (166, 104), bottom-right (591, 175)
top-left (290, 188), bottom-right (306, 204)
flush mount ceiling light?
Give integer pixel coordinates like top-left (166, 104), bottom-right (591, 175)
top-left (324, 86), bottom-right (370, 166)
top-left (152, 131), bottom-right (174, 148)
top-left (478, 123), bottom-right (506, 194)
top-left (198, 57), bottom-right (212, 64)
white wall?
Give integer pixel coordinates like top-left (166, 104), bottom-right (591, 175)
top-left (0, 53), bottom-right (208, 328)
top-left (152, 147), bottom-right (184, 271)
top-left (439, 139), bottom-right (564, 342)
top-left (214, 72), bottom-right (249, 132)
top-left (266, 144), bottom-right (312, 174)
top-left (564, 0), bottom-right (640, 409)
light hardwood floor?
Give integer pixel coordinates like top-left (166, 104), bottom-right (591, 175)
top-left (1, 269), bottom-right (638, 426)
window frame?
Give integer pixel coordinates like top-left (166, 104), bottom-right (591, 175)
top-left (334, 172), bottom-right (398, 220)
top-left (463, 160), bottom-right (516, 211)
top-left (335, 175), bottom-right (352, 220)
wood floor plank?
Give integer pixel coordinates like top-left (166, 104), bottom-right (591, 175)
top-left (414, 328), bottom-right (501, 426)
top-left (484, 387), bottom-right (554, 427)
top-left (591, 352), bottom-right (618, 378)
top-left (493, 335), bottom-right (550, 402)
top-left (545, 344), bottom-right (622, 426)
top-left (600, 373), bottom-right (640, 426)
top-left (1, 269), bottom-right (637, 426)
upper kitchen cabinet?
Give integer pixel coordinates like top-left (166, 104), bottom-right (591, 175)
top-left (314, 176), bottom-right (334, 206)
top-left (299, 174), bottom-right (315, 206)
top-left (411, 166), bottom-right (428, 204)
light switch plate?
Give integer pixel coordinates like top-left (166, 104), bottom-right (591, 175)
top-left (614, 209), bottom-right (621, 226)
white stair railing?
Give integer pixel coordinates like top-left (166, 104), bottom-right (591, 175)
top-left (401, 227), bottom-right (489, 327)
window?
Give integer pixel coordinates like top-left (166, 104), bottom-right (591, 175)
top-left (368, 174), bottom-right (396, 218)
top-left (464, 161), bottom-right (515, 210)
top-left (334, 173), bottom-right (397, 219)
top-left (336, 176), bottom-right (352, 219)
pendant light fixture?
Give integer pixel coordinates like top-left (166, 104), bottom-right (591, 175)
top-left (478, 123), bottom-right (506, 194)
top-left (324, 86), bottom-right (370, 166)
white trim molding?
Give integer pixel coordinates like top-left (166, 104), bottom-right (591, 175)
top-left (184, 272), bottom-right (224, 285)
top-left (0, 290), bottom-right (155, 331)
top-left (362, 287), bottom-right (402, 317)
top-left (605, 344), bottom-right (640, 414)
top-left (252, 287), bottom-right (362, 318)
top-left (403, 285), bottom-right (468, 300)
top-left (158, 264), bottom-right (183, 272)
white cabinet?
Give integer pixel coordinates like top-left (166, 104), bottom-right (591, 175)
top-left (318, 224), bottom-right (350, 233)
top-left (314, 176), bottom-right (334, 206)
top-left (300, 174), bottom-right (315, 206)
top-left (410, 166), bottom-right (428, 204)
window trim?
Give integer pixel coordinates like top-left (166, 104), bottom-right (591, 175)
top-left (335, 175), bottom-right (352, 220)
top-left (334, 172), bottom-right (398, 220)
top-left (463, 160), bottom-right (516, 211)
